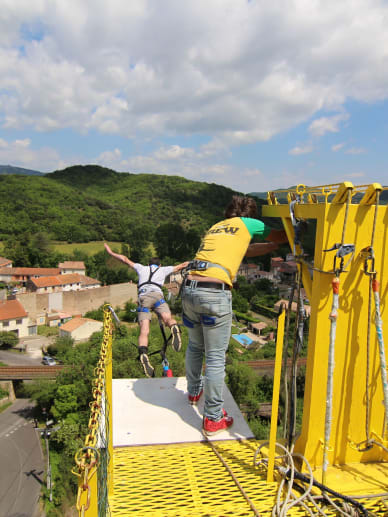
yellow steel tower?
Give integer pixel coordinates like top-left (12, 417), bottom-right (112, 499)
top-left (263, 182), bottom-right (388, 494)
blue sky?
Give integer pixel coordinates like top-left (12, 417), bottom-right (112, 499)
top-left (0, 0), bottom-right (387, 192)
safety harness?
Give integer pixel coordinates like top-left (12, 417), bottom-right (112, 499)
top-left (186, 259), bottom-right (233, 282)
top-left (137, 265), bottom-right (166, 313)
top-left (178, 259), bottom-right (233, 299)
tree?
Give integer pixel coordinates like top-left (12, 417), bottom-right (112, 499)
top-left (51, 384), bottom-right (78, 421)
top-left (154, 223), bottom-right (200, 262)
top-left (0, 331), bottom-right (18, 348)
top-left (232, 290), bottom-right (249, 313)
top-left (122, 301), bottom-right (138, 322)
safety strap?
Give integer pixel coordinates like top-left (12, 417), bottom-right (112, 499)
top-left (137, 298), bottom-right (166, 312)
top-left (187, 259), bottom-right (233, 282)
top-left (138, 265), bottom-right (163, 290)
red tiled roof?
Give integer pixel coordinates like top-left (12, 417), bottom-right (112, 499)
top-left (30, 276), bottom-right (63, 288)
top-left (29, 273), bottom-right (100, 289)
top-left (0, 299), bottom-right (28, 320)
top-left (80, 275), bottom-right (101, 286)
top-left (58, 273), bottom-right (83, 284)
top-left (0, 267), bottom-right (60, 276)
top-left (60, 317), bottom-right (102, 332)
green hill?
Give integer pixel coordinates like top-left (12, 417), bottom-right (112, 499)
top-left (0, 164), bottom-right (267, 244)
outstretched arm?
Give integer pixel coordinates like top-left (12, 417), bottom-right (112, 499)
top-left (265, 229), bottom-right (288, 244)
top-left (172, 261), bottom-right (190, 273)
top-left (104, 243), bottom-right (136, 268)
top-left (245, 242), bottom-right (279, 257)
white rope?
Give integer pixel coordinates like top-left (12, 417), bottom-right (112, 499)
top-left (373, 282), bottom-right (388, 438)
top-left (253, 441), bottom-right (373, 516)
top-left (322, 277), bottom-right (339, 484)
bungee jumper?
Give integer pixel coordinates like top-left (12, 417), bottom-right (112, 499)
top-left (104, 243), bottom-right (189, 377)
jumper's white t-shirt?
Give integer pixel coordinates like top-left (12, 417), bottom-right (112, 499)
top-left (133, 264), bottom-right (174, 296)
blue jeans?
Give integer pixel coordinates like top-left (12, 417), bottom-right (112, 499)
top-left (182, 285), bottom-right (232, 421)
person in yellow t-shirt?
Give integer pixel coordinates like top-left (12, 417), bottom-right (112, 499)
top-left (181, 195), bottom-right (287, 436)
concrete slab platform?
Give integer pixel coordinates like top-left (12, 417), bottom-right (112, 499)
top-left (113, 377), bottom-right (254, 447)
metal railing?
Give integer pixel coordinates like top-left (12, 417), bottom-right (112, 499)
top-left (73, 305), bottom-right (113, 517)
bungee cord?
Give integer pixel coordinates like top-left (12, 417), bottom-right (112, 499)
top-left (322, 187), bottom-right (353, 485)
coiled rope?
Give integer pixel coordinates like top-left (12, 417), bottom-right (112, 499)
top-left (254, 442), bottom-right (370, 516)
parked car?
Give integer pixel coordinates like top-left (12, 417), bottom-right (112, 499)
top-left (42, 355), bottom-right (56, 366)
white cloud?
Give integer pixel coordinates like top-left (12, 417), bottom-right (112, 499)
top-left (0, 137), bottom-right (61, 170)
top-left (0, 0), bottom-right (388, 146)
top-left (289, 144), bottom-right (313, 155)
top-left (154, 145), bottom-right (194, 160)
top-left (332, 143), bottom-right (345, 152)
top-left (91, 143), bottom-right (264, 192)
top-left (309, 113), bottom-right (349, 136)
top-left (1, 1), bottom-right (388, 191)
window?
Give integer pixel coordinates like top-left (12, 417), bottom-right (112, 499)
top-left (3, 321), bottom-right (9, 327)
top-left (16, 319), bottom-right (22, 324)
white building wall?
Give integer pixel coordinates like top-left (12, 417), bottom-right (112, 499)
top-left (60, 320), bottom-right (103, 342)
top-left (0, 316), bottom-right (29, 337)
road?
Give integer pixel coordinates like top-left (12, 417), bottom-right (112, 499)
top-left (0, 335), bottom-right (54, 366)
top-left (0, 399), bottom-right (44, 517)
top-left (0, 350), bottom-right (42, 366)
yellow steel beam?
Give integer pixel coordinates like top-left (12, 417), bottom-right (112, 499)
top-left (331, 181), bottom-right (354, 204)
top-left (359, 182), bottom-right (383, 205)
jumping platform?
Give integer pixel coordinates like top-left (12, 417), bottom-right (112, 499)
top-left (112, 376), bottom-right (254, 446)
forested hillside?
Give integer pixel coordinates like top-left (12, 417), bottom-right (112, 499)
top-left (0, 165), bottom-right (263, 244)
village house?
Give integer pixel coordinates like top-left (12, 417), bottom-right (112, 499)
top-left (274, 299), bottom-right (311, 316)
top-left (0, 299), bottom-right (34, 337)
top-left (0, 267), bottom-right (60, 285)
top-left (59, 317), bottom-right (103, 342)
top-left (248, 321), bottom-right (268, 335)
top-left (237, 263), bottom-right (274, 283)
top-left (45, 311), bottom-right (73, 327)
top-left (271, 256), bottom-right (298, 283)
top-left (58, 261), bottom-right (86, 275)
top-left (27, 273), bottom-right (101, 293)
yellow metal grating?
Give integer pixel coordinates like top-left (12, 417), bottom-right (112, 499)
top-left (111, 440), bottom-right (388, 516)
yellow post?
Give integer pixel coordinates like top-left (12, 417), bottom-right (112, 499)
top-left (267, 305), bottom-right (286, 482)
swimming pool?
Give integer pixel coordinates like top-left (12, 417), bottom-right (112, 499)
top-left (231, 334), bottom-right (254, 347)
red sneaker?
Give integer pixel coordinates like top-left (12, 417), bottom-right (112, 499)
top-left (188, 389), bottom-right (203, 405)
top-left (203, 412), bottom-right (233, 436)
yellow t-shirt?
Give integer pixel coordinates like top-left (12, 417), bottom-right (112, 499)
top-left (191, 217), bottom-right (271, 286)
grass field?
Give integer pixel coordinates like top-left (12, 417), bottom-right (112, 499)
top-left (51, 241), bottom-right (123, 255)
